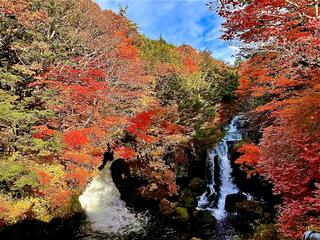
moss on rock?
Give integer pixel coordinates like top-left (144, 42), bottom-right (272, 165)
top-left (175, 207), bottom-right (190, 222)
top-left (192, 210), bottom-right (216, 227)
top-left (251, 224), bottom-right (278, 240)
top-left (235, 200), bottom-right (264, 220)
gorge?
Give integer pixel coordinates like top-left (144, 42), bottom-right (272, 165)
top-left (1, 1), bottom-right (319, 239)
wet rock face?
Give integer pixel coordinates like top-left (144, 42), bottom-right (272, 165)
top-left (192, 210), bottom-right (216, 228)
top-left (188, 177), bottom-right (205, 194)
top-left (225, 192), bottom-right (247, 212)
top-left (98, 144), bottom-right (114, 171)
top-left (110, 159), bottom-right (149, 208)
top-left (234, 118), bottom-right (247, 129)
top-left (235, 200), bottom-right (264, 221)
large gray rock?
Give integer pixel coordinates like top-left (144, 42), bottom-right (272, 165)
top-left (225, 192), bottom-right (247, 212)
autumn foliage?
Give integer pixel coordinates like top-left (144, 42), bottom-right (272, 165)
top-left (217, 0), bottom-right (320, 238)
top-left (0, 0), bottom-right (238, 226)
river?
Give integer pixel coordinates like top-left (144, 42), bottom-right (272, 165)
top-left (1, 116), bottom-right (253, 240)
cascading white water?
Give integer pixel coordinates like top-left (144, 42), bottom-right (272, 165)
top-left (79, 162), bottom-right (148, 234)
top-left (198, 116), bottom-right (243, 220)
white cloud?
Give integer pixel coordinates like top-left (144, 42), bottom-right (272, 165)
top-left (95, 0), bottom-right (236, 63)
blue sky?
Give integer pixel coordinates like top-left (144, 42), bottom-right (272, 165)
top-left (96, 0), bottom-right (237, 63)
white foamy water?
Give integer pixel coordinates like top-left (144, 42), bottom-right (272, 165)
top-left (79, 162), bottom-right (148, 234)
top-left (198, 116), bottom-right (243, 220)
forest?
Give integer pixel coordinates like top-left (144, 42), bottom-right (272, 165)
top-left (0, 1), bottom-right (319, 240)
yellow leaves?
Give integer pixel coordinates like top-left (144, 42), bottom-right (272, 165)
top-left (183, 73), bottom-right (208, 92)
top-left (163, 134), bottom-right (189, 145)
top-left (149, 147), bottom-right (165, 160)
top-left (10, 199), bottom-right (32, 220)
top-left (12, 64), bottom-right (35, 76)
top-left (29, 197), bottom-right (52, 223)
top-left (139, 95), bottom-right (159, 109)
top-left (0, 194), bottom-right (33, 224)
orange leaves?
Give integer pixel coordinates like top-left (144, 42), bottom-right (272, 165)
top-left (114, 146), bottom-right (136, 160)
top-left (236, 143), bottom-right (260, 167)
top-left (219, 0), bottom-right (316, 43)
top-left (118, 36), bottom-right (138, 61)
top-left (236, 143), bottom-right (261, 178)
top-left (176, 45), bottom-right (201, 75)
top-left (272, 77), bottom-right (304, 88)
top-left (251, 86), bottom-right (268, 97)
top-left (126, 111), bottom-right (155, 142)
top-left (237, 76), bottom-right (253, 96)
top-left (33, 126), bottom-right (57, 139)
top-left (49, 189), bottom-right (72, 209)
top-left (0, 0), bottom-right (49, 28)
top-left (235, 53), bottom-right (320, 237)
top-left (46, 65), bottom-right (109, 107)
top-left (138, 160), bottom-right (178, 200)
top-left (63, 152), bottom-right (90, 165)
top-left (102, 116), bottom-right (128, 128)
top-left (161, 121), bottom-right (185, 135)
top-left (63, 130), bottom-right (89, 149)
top-left (66, 166), bottom-right (90, 187)
top-left (183, 58), bottom-right (199, 73)
top-left (36, 170), bottom-right (52, 185)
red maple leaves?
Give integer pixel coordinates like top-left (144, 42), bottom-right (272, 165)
top-left (63, 130), bottom-right (89, 149)
top-left (127, 111), bottom-right (155, 143)
top-left (218, 0), bottom-right (320, 238)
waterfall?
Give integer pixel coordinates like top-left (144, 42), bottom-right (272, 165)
top-left (79, 162), bottom-right (148, 234)
top-left (198, 116), bottom-right (243, 220)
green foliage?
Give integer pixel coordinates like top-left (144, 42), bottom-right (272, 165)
top-left (140, 36), bottom-right (182, 72)
top-left (0, 160), bottom-right (39, 192)
top-left (0, 0), bottom-right (239, 227)
top-left (13, 172), bottom-right (38, 191)
top-left (139, 38), bottom-right (239, 135)
top-left (0, 161), bottom-right (24, 183)
top-left (154, 67), bottom-right (237, 132)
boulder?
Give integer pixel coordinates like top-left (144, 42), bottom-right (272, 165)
top-left (110, 159), bottom-right (149, 208)
top-left (159, 199), bottom-right (177, 216)
top-left (225, 192), bottom-right (247, 212)
top-left (192, 210), bottom-right (216, 228)
top-left (235, 200), bottom-right (264, 220)
top-left (175, 207), bottom-right (190, 222)
top-left (251, 224), bottom-right (278, 240)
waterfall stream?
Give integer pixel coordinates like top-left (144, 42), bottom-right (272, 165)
top-left (198, 116), bottom-right (243, 220)
top-left (79, 162), bottom-right (148, 235)
top-left (0, 115), bottom-right (268, 240)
